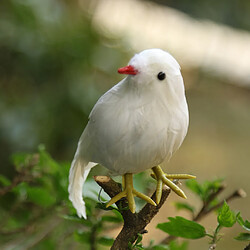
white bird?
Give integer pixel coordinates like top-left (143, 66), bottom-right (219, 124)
top-left (68, 48), bottom-right (195, 219)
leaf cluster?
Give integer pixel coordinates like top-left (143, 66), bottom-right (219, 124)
top-left (156, 179), bottom-right (249, 249)
top-left (0, 146), bottom-right (122, 249)
top-left (0, 149), bottom-right (248, 250)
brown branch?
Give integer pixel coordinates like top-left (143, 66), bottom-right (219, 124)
top-left (94, 176), bottom-right (171, 250)
top-left (244, 243), bottom-right (250, 250)
top-left (193, 183), bottom-right (227, 222)
top-left (195, 188), bottom-right (246, 222)
top-left (0, 173), bottom-right (32, 196)
top-left (90, 223), bottom-right (98, 250)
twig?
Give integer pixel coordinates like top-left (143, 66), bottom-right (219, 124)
top-left (208, 243), bottom-right (217, 250)
top-left (193, 184), bottom-right (227, 221)
top-left (194, 187), bottom-right (246, 222)
top-left (0, 173), bottom-right (32, 196)
top-left (90, 223), bottom-right (99, 250)
top-left (207, 189), bottom-right (246, 213)
top-left (1, 210), bottom-right (62, 249)
top-left (0, 154), bottom-right (39, 196)
top-left (94, 176), bottom-right (171, 250)
top-left (244, 243), bottom-right (250, 250)
top-left (161, 185), bottom-right (247, 245)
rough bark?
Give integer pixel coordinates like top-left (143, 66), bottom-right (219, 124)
top-left (94, 176), bottom-right (171, 250)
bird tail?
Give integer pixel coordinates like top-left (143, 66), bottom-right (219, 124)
top-left (68, 155), bottom-right (96, 219)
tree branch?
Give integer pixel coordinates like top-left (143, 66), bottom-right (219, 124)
top-left (94, 176), bottom-right (171, 250)
top-left (0, 173), bottom-right (32, 196)
top-left (193, 183), bottom-right (226, 222)
top-left (194, 187), bottom-right (246, 222)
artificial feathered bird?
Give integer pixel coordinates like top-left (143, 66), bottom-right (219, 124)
top-left (68, 48), bottom-right (195, 219)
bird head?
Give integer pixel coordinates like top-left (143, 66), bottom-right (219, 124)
top-left (118, 48), bottom-right (186, 103)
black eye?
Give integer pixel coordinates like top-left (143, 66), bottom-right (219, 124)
top-left (157, 72), bottom-right (166, 80)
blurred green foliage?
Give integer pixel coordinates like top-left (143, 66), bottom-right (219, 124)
top-left (1, 149), bottom-right (248, 249)
top-left (0, 147), bottom-right (160, 249)
top-left (0, 0), bottom-right (128, 176)
top-left (157, 189), bottom-right (250, 249)
top-left (0, 147), bottom-right (118, 249)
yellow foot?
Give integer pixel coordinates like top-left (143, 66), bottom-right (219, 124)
top-left (152, 166), bottom-right (196, 204)
top-left (106, 173), bottom-right (156, 213)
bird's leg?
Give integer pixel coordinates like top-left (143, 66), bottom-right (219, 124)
top-left (152, 165), bottom-right (196, 204)
top-left (106, 173), bottom-right (156, 213)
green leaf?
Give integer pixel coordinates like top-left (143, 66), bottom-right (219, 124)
top-left (38, 145), bottom-right (60, 173)
top-left (157, 216), bottom-right (206, 239)
top-left (96, 202), bottom-right (116, 211)
top-left (111, 209), bottom-right (123, 221)
top-left (217, 201), bottom-right (236, 227)
top-left (201, 179), bottom-right (224, 202)
top-left (236, 212), bottom-right (244, 226)
top-left (207, 198), bottom-right (219, 209)
top-left (135, 233), bottom-right (143, 245)
top-left (234, 233), bottom-right (250, 241)
top-left (150, 241), bottom-right (188, 250)
top-left (151, 245), bottom-right (169, 250)
top-left (135, 246), bottom-right (144, 250)
top-left (174, 202), bottom-right (195, 213)
top-left (61, 214), bottom-right (92, 227)
top-left (244, 221), bottom-right (250, 231)
top-left (186, 179), bottom-right (224, 202)
top-left (169, 240), bottom-right (188, 250)
top-left (236, 212), bottom-right (250, 231)
top-left (98, 236), bottom-right (114, 246)
top-left (62, 214), bottom-right (83, 222)
top-left (74, 231), bottom-right (91, 243)
top-left (131, 244), bottom-right (144, 250)
top-left (101, 215), bottom-right (122, 223)
top-left (35, 239), bottom-right (55, 250)
top-left (11, 153), bottom-right (30, 168)
top-left (185, 179), bottom-right (203, 196)
top-left (0, 175), bottom-right (11, 186)
top-left (26, 187), bottom-right (56, 207)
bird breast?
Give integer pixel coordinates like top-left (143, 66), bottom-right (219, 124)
top-left (82, 83), bottom-right (188, 175)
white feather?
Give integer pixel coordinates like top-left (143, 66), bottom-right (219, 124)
top-left (68, 151), bottom-right (97, 218)
top-left (68, 48), bottom-right (189, 218)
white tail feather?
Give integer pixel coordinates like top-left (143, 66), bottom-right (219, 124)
top-left (68, 156), bottom-right (96, 219)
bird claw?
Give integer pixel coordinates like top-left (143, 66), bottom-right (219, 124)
top-left (105, 167), bottom-right (195, 213)
top-left (106, 173), bottom-right (156, 213)
top-left (152, 165), bottom-right (196, 204)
